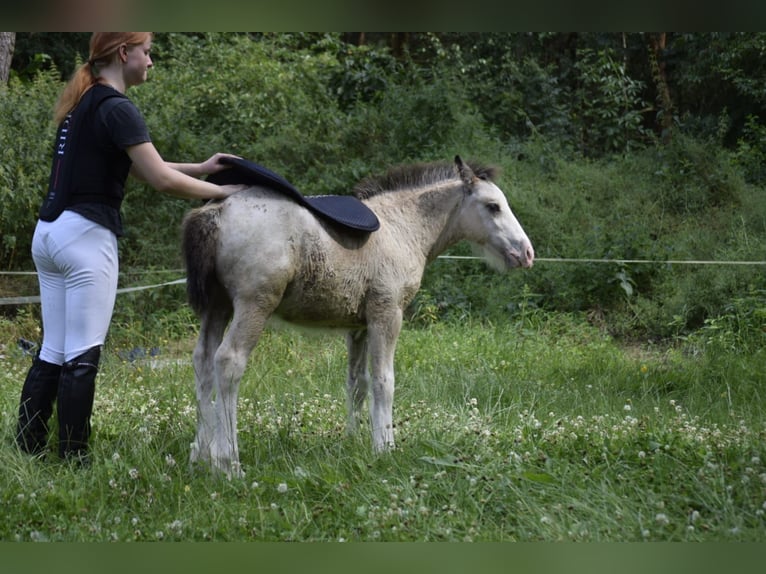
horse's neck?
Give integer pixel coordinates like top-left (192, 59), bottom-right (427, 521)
top-left (371, 183), bottom-right (464, 262)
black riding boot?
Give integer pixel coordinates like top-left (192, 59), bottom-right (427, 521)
top-left (57, 346), bottom-right (100, 461)
top-left (16, 355), bottom-right (61, 455)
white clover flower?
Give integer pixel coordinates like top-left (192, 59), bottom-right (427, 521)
top-left (277, 482), bottom-right (288, 493)
top-left (690, 510), bottom-right (701, 523)
top-left (655, 513), bottom-right (670, 526)
top-left (128, 468), bottom-right (139, 480)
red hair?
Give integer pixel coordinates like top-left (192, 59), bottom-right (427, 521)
top-left (53, 32), bottom-right (152, 125)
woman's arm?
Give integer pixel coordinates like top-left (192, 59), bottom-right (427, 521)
top-left (166, 152), bottom-right (239, 178)
top-left (127, 142), bottom-right (241, 200)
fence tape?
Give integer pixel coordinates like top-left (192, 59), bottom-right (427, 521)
top-left (438, 256), bottom-right (766, 266)
top-left (0, 278), bottom-right (186, 306)
top-left (2, 255), bottom-right (765, 306)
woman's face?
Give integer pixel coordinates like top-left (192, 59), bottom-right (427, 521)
top-left (123, 39), bottom-right (153, 87)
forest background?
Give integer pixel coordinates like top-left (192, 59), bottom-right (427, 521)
top-left (1, 31), bottom-right (765, 343)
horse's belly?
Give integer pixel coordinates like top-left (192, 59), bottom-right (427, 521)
top-left (275, 283), bottom-right (366, 329)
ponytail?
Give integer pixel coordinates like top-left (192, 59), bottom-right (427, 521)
top-left (52, 32), bottom-right (152, 125)
top-left (53, 62), bottom-right (97, 125)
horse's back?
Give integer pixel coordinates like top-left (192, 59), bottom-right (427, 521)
top-left (214, 189), bottom-right (380, 327)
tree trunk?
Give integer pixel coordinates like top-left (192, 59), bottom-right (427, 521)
top-left (342, 33), bottom-right (366, 46)
top-left (648, 32), bottom-right (673, 144)
top-left (390, 33), bottom-right (409, 59)
top-left (0, 32), bottom-right (16, 85)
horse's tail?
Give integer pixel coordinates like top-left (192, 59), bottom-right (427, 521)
top-left (182, 202), bottom-right (224, 315)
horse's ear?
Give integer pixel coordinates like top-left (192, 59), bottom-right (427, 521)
top-left (455, 155), bottom-right (476, 189)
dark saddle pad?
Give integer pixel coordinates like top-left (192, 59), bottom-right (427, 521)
top-left (207, 156), bottom-right (380, 232)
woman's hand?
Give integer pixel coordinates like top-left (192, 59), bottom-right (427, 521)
top-left (198, 153), bottom-right (241, 176)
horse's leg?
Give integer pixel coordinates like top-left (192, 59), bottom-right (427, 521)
top-left (345, 329), bottom-right (370, 434)
top-left (190, 300), bottom-right (231, 467)
top-left (367, 309), bottom-right (403, 452)
top-left (211, 299), bottom-right (272, 478)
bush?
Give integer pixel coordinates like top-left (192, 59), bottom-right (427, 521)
top-left (2, 35), bottom-right (765, 345)
top-left (0, 70), bottom-right (59, 269)
top-left (650, 134), bottom-right (745, 215)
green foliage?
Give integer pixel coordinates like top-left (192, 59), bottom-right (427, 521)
top-left (2, 33), bottom-right (765, 343)
top-left (683, 288), bottom-right (766, 354)
top-left (651, 134), bottom-right (744, 215)
top-left (573, 48), bottom-right (650, 156)
top-left (327, 41), bottom-right (402, 111)
top-left (0, 70), bottom-right (59, 268)
top-left (732, 114), bottom-right (766, 184)
top-left (419, 34), bottom-right (652, 158)
top-left (669, 33), bottom-right (766, 145)
top-left (11, 33), bottom-right (90, 81)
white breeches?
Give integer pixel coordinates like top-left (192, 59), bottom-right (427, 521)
top-left (31, 211), bottom-right (118, 365)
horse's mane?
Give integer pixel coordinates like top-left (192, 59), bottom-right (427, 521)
top-left (353, 160), bottom-right (500, 200)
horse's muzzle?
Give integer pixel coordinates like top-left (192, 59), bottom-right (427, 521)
top-left (522, 243), bottom-right (535, 268)
top-left (508, 243), bottom-right (535, 269)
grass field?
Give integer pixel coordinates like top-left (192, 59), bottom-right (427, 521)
top-left (1, 313), bottom-right (765, 541)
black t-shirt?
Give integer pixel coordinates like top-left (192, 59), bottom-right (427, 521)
top-left (40, 84), bottom-right (151, 237)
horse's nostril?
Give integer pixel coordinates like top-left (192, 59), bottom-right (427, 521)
top-left (525, 245), bottom-right (535, 266)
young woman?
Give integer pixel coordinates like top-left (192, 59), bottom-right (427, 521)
top-left (16, 32), bottom-right (243, 462)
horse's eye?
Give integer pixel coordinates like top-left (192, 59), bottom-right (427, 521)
top-left (486, 202), bottom-right (501, 214)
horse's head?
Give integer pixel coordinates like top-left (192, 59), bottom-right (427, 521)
top-left (455, 156), bottom-right (535, 270)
